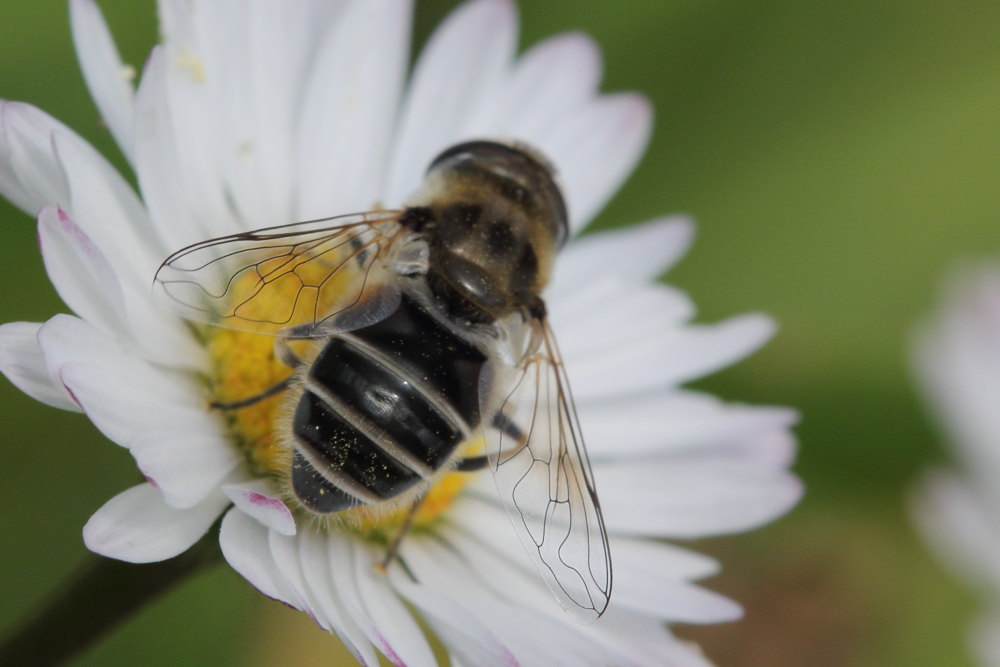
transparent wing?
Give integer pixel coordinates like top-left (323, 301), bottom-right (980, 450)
top-left (480, 315), bottom-right (612, 624)
top-left (153, 210), bottom-right (416, 337)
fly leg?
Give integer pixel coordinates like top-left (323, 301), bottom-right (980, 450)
top-left (210, 336), bottom-right (300, 410)
top-left (455, 412), bottom-right (527, 471)
top-left (378, 493), bottom-right (428, 573)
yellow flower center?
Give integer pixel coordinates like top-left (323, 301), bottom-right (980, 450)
top-left (205, 274), bottom-right (477, 540)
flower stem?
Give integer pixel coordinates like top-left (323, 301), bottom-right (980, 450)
top-left (0, 530), bottom-right (224, 666)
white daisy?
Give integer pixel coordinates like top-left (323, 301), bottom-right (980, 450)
top-left (0, 1), bottom-right (801, 665)
top-left (912, 267), bottom-right (1000, 667)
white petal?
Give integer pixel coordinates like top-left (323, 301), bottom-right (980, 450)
top-left (655, 313), bottom-right (776, 386)
top-left (911, 470), bottom-right (1000, 591)
top-left (296, 532), bottom-right (380, 667)
top-left (612, 536), bottom-right (721, 581)
top-left (0, 321), bottom-right (79, 411)
top-left (133, 431), bottom-right (241, 509)
top-left (494, 32), bottom-right (602, 140)
top-left (552, 278), bottom-right (694, 361)
top-left (69, 0), bottom-right (135, 161)
top-left (972, 609), bottom-right (1000, 667)
top-left (438, 515), bottom-right (719, 664)
top-left (242, 2), bottom-right (347, 226)
top-left (915, 273), bottom-right (1000, 489)
top-left (219, 506), bottom-right (298, 603)
top-left (596, 459), bottom-right (803, 538)
top-left (223, 480), bottom-right (296, 536)
top-left (132, 48), bottom-right (215, 251)
top-left (550, 217), bottom-right (694, 297)
top-left (731, 427), bottom-right (798, 468)
top-left (83, 483), bottom-right (228, 563)
top-left (0, 101), bottom-right (71, 215)
top-left (389, 571), bottom-right (517, 667)
top-left (37, 206), bottom-right (127, 336)
top-left (296, 0), bottom-right (412, 218)
top-left (535, 93), bottom-right (652, 232)
top-left (581, 390), bottom-right (798, 461)
top-left (565, 313), bottom-right (775, 403)
top-left (612, 540), bottom-right (742, 623)
top-left (384, 0), bottom-right (517, 204)
top-left (401, 529), bottom-right (625, 665)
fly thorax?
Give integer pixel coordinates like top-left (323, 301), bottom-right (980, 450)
top-left (408, 141), bottom-right (569, 323)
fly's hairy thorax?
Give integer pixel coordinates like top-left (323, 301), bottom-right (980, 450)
top-left (405, 141), bottom-right (568, 324)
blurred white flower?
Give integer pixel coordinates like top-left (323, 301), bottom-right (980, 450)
top-left (0, 0), bottom-right (801, 664)
top-left (912, 267), bottom-right (1000, 667)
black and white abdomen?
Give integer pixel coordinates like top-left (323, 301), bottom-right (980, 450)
top-left (289, 295), bottom-right (487, 514)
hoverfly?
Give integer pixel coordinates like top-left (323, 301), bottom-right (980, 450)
top-left (154, 141), bottom-right (611, 622)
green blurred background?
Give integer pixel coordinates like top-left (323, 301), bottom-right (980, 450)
top-left (2, 1), bottom-right (999, 664)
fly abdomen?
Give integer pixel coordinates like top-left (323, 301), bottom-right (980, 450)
top-left (291, 295), bottom-right (487, 514)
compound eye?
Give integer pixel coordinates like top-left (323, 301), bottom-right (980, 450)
top-left (426, 140), bottom-right (522, 173)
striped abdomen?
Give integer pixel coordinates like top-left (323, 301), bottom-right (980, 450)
top-left (290, 295), bottom-right (487, 514)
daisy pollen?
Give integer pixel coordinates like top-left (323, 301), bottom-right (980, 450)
top-left (0, 1), bottom-right (802, 665)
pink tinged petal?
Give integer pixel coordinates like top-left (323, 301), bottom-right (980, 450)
top-left (37, 206), bottom-right (128, 335)
top-left (38, 315), bottom-right (215, 451)
top-left (596, 459), bottom-right (803, 538)
top-left (222, 480), bottom-right (296, 536)
top-left (911, 470), bottom-right (1000, 591)
top-left (581, 390), bottom-right (798, 461)
top-left (132, 431), bottom-right (240, 509)
top-left (273, 531), bottom-right (386, 667)
top-left (220, 507), bottom-right (300, 604)
top-left (535, 93), bottom-right (652, 233)
top-left (70, 0), bottom-right (136, 162)
top-left (350, 542), bottom-right (437, 667)
top-left (296, 0), bottom-right (412, 219)
top-left (59, 360), bottom-right (216, 449)
top-left (494, 32), bottom-right (602, 140)
top-left (83, 482), bottom-right (229, 563)
top-left (297, 533), bottom-right (380, 667)
top-left (611, 539), bottom-right (742, 624)
top-left (550, 217), bottom-right (694, 299)
top-left (267, 530), bottom-right (330, 628)
top-left (0, 321), bottom-right (80, 411)
top-left (388, 570), bottom-right (518, 667)
top-left (384, 0), bottom-right (518, 205)
top-left (0, 101), bottom-right (71, 215)
top-left (325, 539), bottom-right (435, 667)
top-left (0, 103), bottom-right (165, 278)
top-left (48, 130), bottom-right (160, 279)
top-left (0, 107), bottom-right (186, 361)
